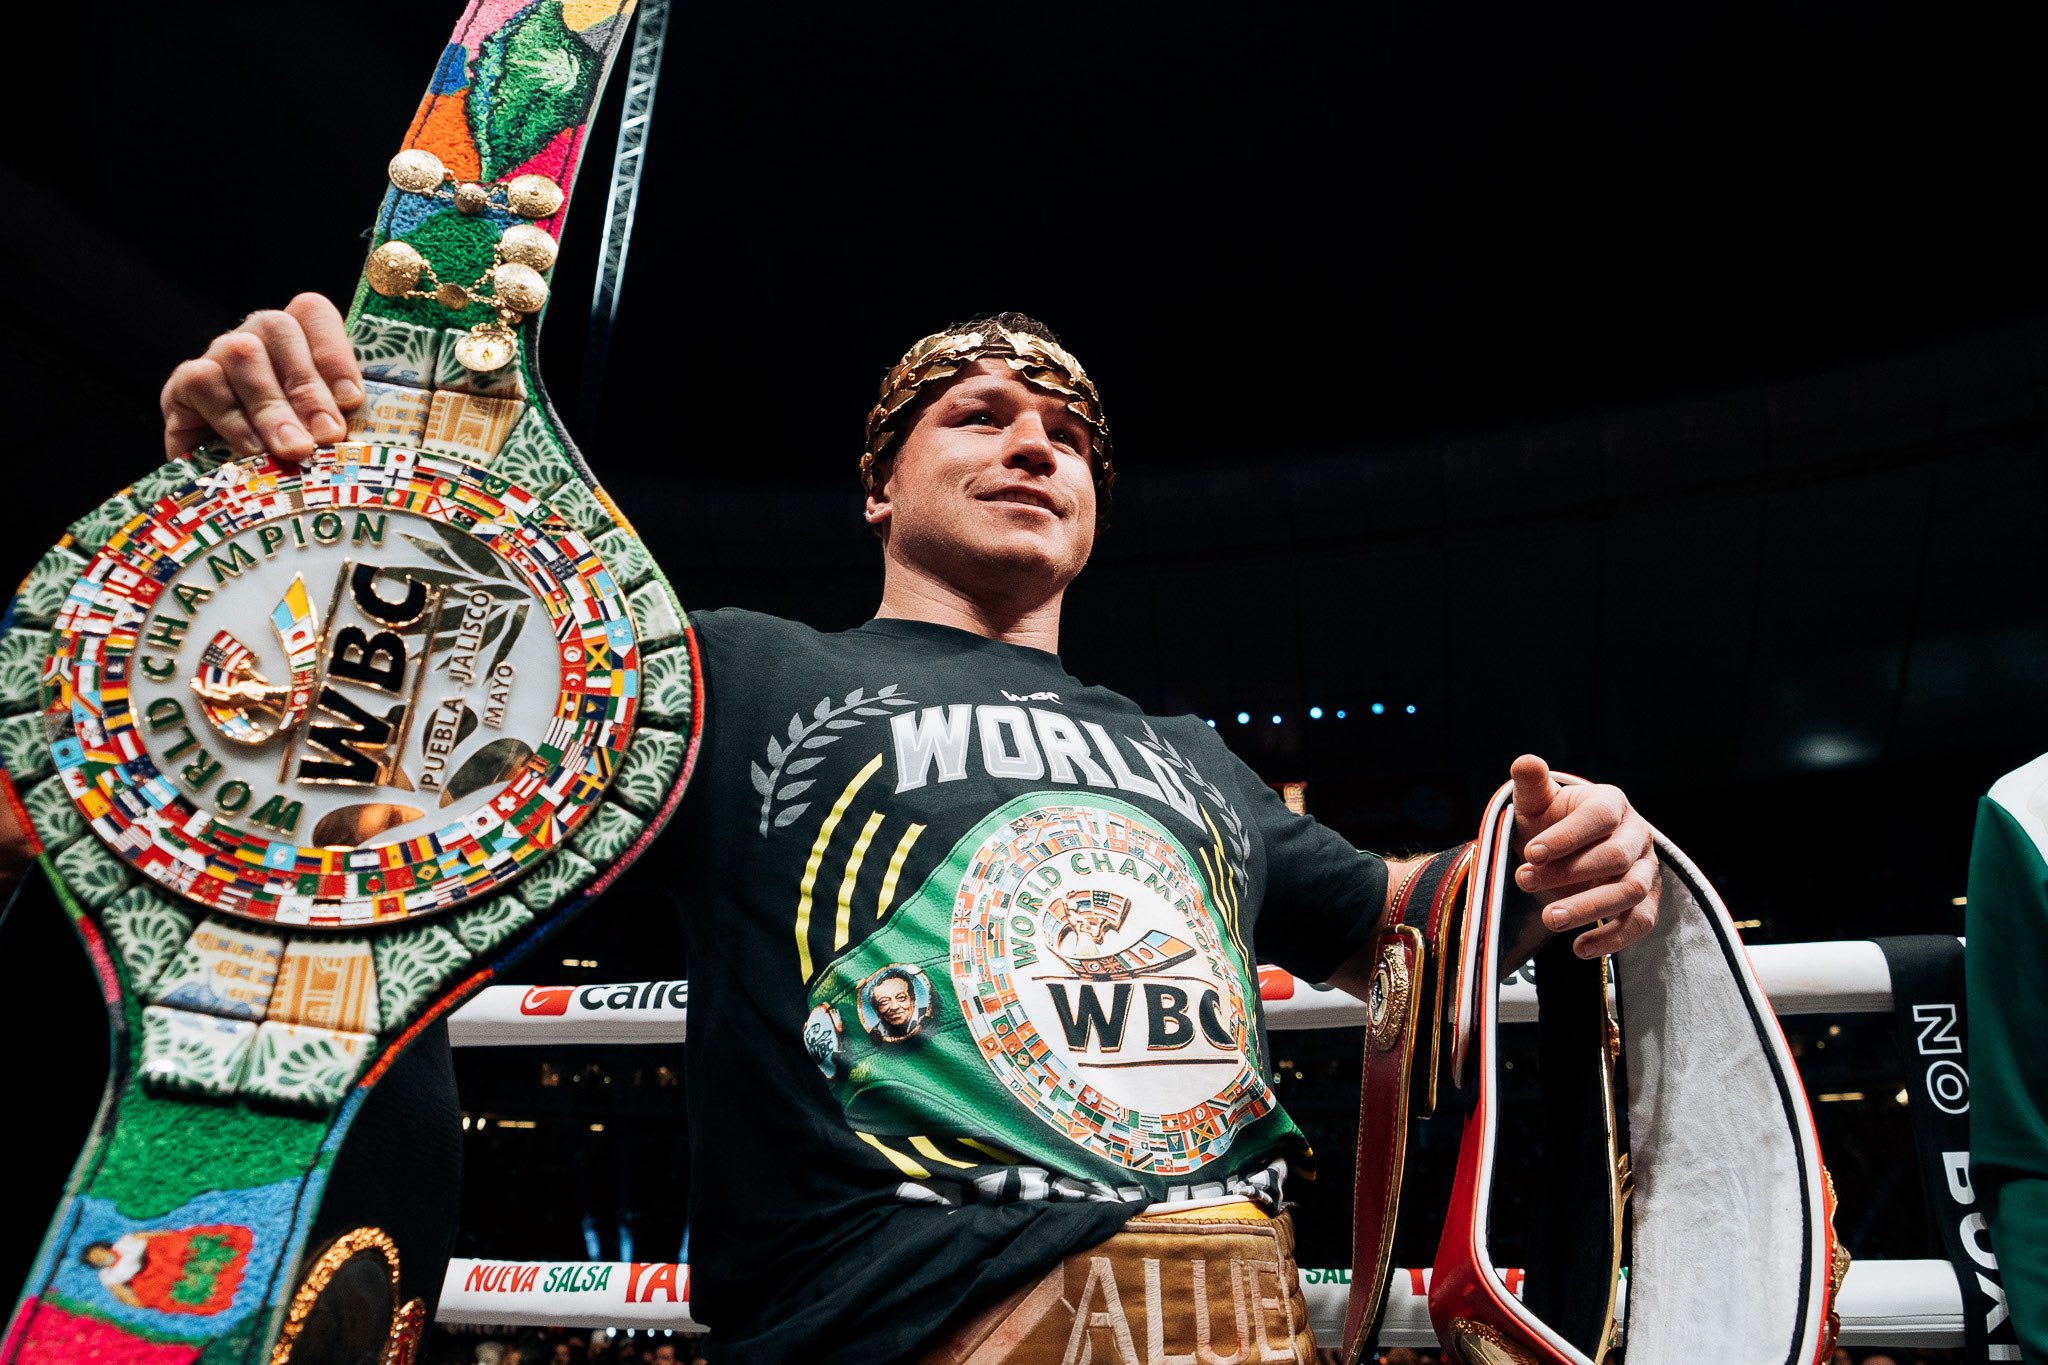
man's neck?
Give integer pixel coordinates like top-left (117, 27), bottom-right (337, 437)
top-left (874, 561), bottom-right (1065, 654)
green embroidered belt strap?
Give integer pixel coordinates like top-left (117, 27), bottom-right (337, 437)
top-left (0, 4), bottom-right (698, 1360)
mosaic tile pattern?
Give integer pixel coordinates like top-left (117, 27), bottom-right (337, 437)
top-left (611, 727), bottom-right (685, 817)
top-left (639, 647), bottom-right (694, 726)
top-left (434, 329), bottom-right (529, 399)
top-left (347, 381), bottom-right (433, 446)
top-left (627, 581), bottom-right (684, 649)
top-left (350, 314), bottom-right (442, 387)
top-left (450, 895), bottom-right (535, 954)
top-left (101, 887), bottom-right (196, 997)
top-left (12, 545), bottom-right (87, 628)
top-left (513, 850), bottom-right (595, 913)
top-left (544, 476), bottom-right (614, 540)
top-left (20, 774), bottom-right (83, 846)
top-left (271, 940), bottom-right (380, 1034)
top-left (490, 409), bottom-right (573, 492)
top-left (139, 1006), bottom-right (257, 1097)
top-left (371, 924), bottom-right (473, 1024)
top-left (0, 712), bottom-right (51, 781)
top-left (592, 528), bottom-right (655, 589)
top-left (128, 457), bottom-right (202, 509)
top-left (67, 493), bottom-right (144, 555)
top-left (243, 1020), bottom-right (374, 1107)
top-left (568, 803), bottom-right (644, 865)
top-left (151, 920), bottom-right (284, 1021)
top-left (51, 834), bottom-right (129, 907)
top-left (0, 624), bottom-right (49, 710)
top-left (423, 390), bottom-right (523, 461)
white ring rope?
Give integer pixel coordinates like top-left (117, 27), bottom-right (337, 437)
top-left (437, 939), bottom-right (1955, 1346)
top-left (444, 939), bottom-right (1917, 1046)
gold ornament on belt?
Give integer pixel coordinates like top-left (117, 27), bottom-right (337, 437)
top-left (1367, 940), bottom-right (1411, 1052)
top-left (860, 324), bottom-right (1115, 497)
top-left (268, 1226), bottom-right (425, 1365)
top-left (363, 150), bottom-right (565, 372)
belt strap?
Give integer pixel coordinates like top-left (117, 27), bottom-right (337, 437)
top-left (1874, 935), bottom-right (2017, 1364)
top-left (1428, 777), bottom-right (1847, 1364)
top-left (1341, 843), bottom-right (1473, 1363)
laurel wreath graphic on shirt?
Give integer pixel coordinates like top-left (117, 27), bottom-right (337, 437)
top-left (751, 685), bottom-right (920, 834)
top-left (1134, 720), bottom-right (1251, 896)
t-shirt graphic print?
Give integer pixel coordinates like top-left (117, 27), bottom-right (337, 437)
top-left (807, 789), bottom-right (1282, 1195)
top-left (660, 611), bottom-right (1388, 1362)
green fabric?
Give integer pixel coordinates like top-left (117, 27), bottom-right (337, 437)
top-left (91, 1078), bottom-right (328, 1219)
top-left (471, 3), bottom-right (597, 178)
top-left (1966, 793), bottom-right (2048, 1362)
top-left (358, 210), bottom-right (504, 330)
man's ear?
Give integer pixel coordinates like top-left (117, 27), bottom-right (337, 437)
top-left (864, 460), bottom-right (892, 528)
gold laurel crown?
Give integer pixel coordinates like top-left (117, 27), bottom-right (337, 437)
top-left (859, 324), bottom-right (1115, 503)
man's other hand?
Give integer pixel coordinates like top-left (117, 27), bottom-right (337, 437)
top-left (1509, 753), bottom-right (1659, 958)
top-left (161, 294), bottom-right (362, 463)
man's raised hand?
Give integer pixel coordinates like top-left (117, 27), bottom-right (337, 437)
top-left (1509, 753), bottom-right (1659, 958)
top-left (160, 294), bottom-right (362, 463)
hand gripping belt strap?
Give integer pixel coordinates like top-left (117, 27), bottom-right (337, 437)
top-left (1425, 778), bottom-right (1847, 1365)
top-left (1340, 842), bottom-right (1474, 1362)
top-left (0, 5), bottom-right (697, 1363)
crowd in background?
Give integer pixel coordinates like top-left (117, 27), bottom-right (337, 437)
top-left (433, 1329), bottom-right (708, 1365)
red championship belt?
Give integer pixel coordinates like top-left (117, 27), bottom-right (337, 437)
top-left (1428, 778), bottom-right (1848, 1364)
top-left (1341, 843), bottom-right (1474, 1363)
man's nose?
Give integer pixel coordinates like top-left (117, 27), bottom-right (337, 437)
top-left (1003, 412), bottom-right (1059, 470)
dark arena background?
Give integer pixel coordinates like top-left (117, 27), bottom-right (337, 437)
top-left (4, 1), bottom-right (2044, 1360)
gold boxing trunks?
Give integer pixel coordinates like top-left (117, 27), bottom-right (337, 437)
top-left (917, 1201), bottom-right (1318, 1365)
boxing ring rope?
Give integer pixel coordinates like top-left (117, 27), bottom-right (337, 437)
top-left (435, 940), bottom-right (1961, 1347)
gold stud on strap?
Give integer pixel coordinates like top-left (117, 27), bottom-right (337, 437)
top-left (453, 324), bottom-right (518, 373)
top-left (489, 262), bottom-right (549, 314)
top-left (497, 223), bottom-right (559, 272)
top-left (386, 148), bottom-right (446, 194)
top-left (505, 173), bottom-right (565, 219)
top-left (365, 241), bottom-right (427, 297)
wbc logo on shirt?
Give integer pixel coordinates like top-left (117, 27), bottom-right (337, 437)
top-left (950, 802), bottom-right (1272, 1174)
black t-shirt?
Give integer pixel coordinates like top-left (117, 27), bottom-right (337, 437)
top-left (654, 611), bottom-right (1388, 1363)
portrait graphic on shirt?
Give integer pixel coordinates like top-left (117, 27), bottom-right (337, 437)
top-left (857, 965), bottom-right (933, 1043)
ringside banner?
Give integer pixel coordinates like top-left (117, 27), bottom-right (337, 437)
top-left (444, 941), bottom-right (1911, 1045)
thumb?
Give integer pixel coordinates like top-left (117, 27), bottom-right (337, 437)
top-left (1510, 754), bottom-right (1557, 827)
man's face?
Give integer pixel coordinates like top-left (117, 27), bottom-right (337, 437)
top-left (652, 1348), bottom-right (677, 1365)
top-left (873, 977), bottom-right (915, 1028)
top-left (867, 358), bottom-right (1098, 603)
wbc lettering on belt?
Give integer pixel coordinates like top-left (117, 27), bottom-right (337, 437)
top-left (519, 982), bottom-right (690, 1016)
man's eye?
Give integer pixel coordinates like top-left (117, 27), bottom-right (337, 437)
top-left (966, 411), bottom-right (997, 426)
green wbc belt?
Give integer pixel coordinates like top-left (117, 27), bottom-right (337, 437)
top-left (0, 2), bottom-right (699, 1361)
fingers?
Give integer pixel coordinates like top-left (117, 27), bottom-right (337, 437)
top-left (1521, 784), bottom-right (1632, 864)
top-left (158, 296), bottom-right (353, 462)
top-left (1509, 754), bottom-right (1557, 828)
top-left (162, 357), bottom-right (260, 460)
top-left (1570, 899), bottom-right (1659, 958)
top-left (1515, 833), bottom-right (1636, 895)
top-left (287, 293), bottom-right (365, 414)
top-left (1539, 853), bottom-right (1659, 934)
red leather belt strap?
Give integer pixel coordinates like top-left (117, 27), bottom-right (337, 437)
top-left (1340, 843), bottom-right (1475, 1364)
